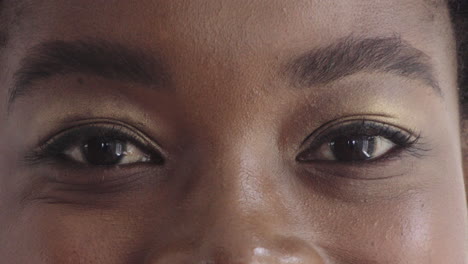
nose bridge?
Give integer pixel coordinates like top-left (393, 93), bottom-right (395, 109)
top-left (204, 131), bottom-right (281, 219)
top-left (182, 136), bottom-right (326, 263)
top-left (144, 129), bottom-right (326, 263)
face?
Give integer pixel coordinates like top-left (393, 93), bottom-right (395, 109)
top-left (0, 0), bottom-right (466, 263)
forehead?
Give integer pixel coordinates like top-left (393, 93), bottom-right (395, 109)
top-left (0, 0), bottom-right (455, 119)
top-left (11, 0), bottom-right (448, 50)
top-left (2, 0), bottom-right (455, 116)
top-left (6, 0), bottom-right (451, 84)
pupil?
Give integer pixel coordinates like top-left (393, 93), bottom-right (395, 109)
top-left (82, 137), bottom-right (126, 165)
top-left (330, 136), bottom-right (376, 161)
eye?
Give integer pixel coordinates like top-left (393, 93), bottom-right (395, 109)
top-left (297, 120), bottom-right (422, 163)
top-left (65, 137), bottom-right (151, 166)
top-left (304, 135), bottom-right (395, 162)
top-left (27, 123), bottom-right (164, 167)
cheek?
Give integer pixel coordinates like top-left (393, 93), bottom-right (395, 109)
top-left (352, 187), bottom-right (464, 263)
top-left (313, 195), bottom-right (433, 262)
top-left (308, 171), bottom-right (465, 263)
top-left (0, 205), bottom-right (145, 264)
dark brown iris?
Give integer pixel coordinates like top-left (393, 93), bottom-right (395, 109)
top-left (82, 137), bottom-right (126, 165)
top-left (330, 136), bottom-right (376, 161)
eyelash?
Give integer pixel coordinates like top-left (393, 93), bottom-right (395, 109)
top-left (25, 124), bottom-right (165, 166)
top-left (297, 119), bottom-right (429, 163)
top-left (25, 119), bottom-right (427, 169)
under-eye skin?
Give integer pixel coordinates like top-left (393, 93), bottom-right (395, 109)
top-left (296, 119), bottom-right (428, 164)
top-left (24, 123), bottom-right (165, 168)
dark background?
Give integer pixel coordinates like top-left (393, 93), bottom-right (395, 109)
top-left (450, 0), bottom-right (468, 111)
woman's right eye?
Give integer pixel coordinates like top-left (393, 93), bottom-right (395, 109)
top-left (28, 124), bottom-right (165, 167)
top-left (65, 137), bottom-right (152, 166)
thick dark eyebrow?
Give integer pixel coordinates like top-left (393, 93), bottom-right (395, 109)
top-left (284, 35), bottom-right (441, 96)
top-left (8, 39), bottom-right (170, 107)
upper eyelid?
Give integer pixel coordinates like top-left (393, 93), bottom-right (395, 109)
top-left (36, 117), bottom-right (159, 146)
top-left (43, 122), bottom-right (159, 149)
top-left (299, 114), bottom-right (396, 145)
top-left (46, 125), bottom-right (135, 146)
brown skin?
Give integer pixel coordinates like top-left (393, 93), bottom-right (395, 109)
top-left (463, 111), bottom-right (468, 196)
top-left (0, 0), bottom-right (467, 263)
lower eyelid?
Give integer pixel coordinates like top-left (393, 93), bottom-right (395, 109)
top-left (299, 154), bottom-right (413, 181)
top-left (25, 166), bottom-right (163, 203)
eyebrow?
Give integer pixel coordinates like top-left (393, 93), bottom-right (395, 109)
top-left (8, 39), bottom-right (170, 107)
top-left (8, 35), bottom-right (441, 110)
top-left (284, 35), bottom-right (441, 96)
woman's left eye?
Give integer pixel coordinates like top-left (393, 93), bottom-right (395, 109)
top-left (65, 137), bottom-right (151, 166)
top-left (303, 135), bottom-right (396, 162)
top-left (296, 120), bottom-right (422, 163)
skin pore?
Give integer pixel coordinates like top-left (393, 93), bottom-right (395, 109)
top-left (0, 0), bottom-right (467, 263)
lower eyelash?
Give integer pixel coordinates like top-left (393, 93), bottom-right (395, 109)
top-left (397, 134), bottom-right (431, 159)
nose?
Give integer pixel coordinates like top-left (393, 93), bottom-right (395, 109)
top-left (144, 140), bottom-right (327, 264)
